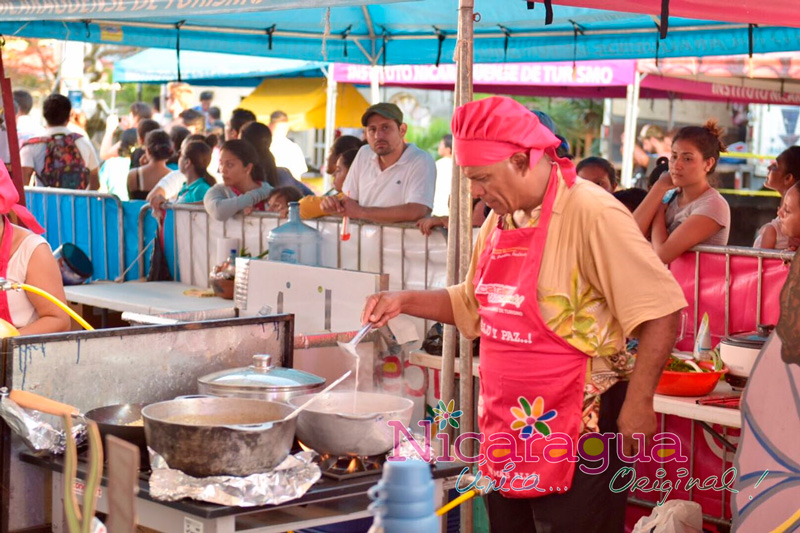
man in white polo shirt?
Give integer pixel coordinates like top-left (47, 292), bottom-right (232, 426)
top-left (320, 103), bottom-right (435, 223)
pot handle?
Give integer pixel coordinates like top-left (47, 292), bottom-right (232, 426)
top-left (9, 390), bottom-right (80, 418)
top-left (174, 394), bottom-right (215, 400)
top-left (223, 422), bottom-right (276, 431)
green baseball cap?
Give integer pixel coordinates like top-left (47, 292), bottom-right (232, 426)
top-left (361, 102), bottom-right (403, 126)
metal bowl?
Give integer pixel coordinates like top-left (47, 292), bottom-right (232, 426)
top-left (142, 397), bottom-right (296, 477)
top-left (289, 391), bottom-right (414, 457)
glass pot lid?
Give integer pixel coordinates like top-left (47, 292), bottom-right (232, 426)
top-left (198, 354), bottom-right (326, 392)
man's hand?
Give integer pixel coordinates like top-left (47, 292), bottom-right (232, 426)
top-left (617, 399), bottom-right (657, 457)
top-left (339, 196), bottom-right (363, 218)
top-left (617, 311), bottom-right (679, 457)
top-left (362, 292), bottom-right (406, 328)
top-left (417, 216), bottom-right (447, 236)
top-left (320, 196), bottom-right (344, 216)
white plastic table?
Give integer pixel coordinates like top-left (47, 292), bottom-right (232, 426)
top-left (64, 281), bottom-right (235, 316)
top-left (653, 382), bottom-right (741, 429)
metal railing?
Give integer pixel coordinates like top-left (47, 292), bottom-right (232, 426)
top-left (24, 187), bottom-right (125, 281)
top-left (682, 244), bottom-right (794, 339)
top-left (152, 204), bottom-right (457, 293)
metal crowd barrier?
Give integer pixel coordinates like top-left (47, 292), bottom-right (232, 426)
top-left (147, 204), bottom-right (454, 293)
top-left (24, 187), bottom-right (125, 281)
top-left (684, 244), bottom-right (794, 338)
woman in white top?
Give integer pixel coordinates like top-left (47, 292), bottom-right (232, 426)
top-left (0, 162), bottom-right (70, 335)
top-left (634, 120), bottom-right (731, 263)
top-left (203, 140), bottom-right (272, 221)
top-left (754, 146), bottom-right (800, 249)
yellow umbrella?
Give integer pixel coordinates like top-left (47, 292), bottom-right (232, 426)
top-left (239, 77), bottom-right (369, 131)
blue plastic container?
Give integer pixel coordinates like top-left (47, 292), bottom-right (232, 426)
top-left (267, 202), bottom-right (319, 266)
top-left (368, 460), bottom-right (439, 533)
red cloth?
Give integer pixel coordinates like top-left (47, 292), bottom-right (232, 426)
top-left (0, 161), bottom-right (43, 234)
top-left (451, 96), bottom-right (561, 167)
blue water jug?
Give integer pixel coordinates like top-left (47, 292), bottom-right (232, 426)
top-left (267, 202), bottom-right (320, 266)
top-left (367, 460), bottom-right (439, 533)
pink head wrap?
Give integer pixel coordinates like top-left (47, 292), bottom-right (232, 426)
top-left (0, 161), bottom-right (44, 234)
top-left (451, 96), bottom-right (576, 185)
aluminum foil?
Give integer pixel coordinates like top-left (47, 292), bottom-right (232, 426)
top-left (391, 430), bottom-right (438, 464)
top-left (149, 450), bottom-right (321, 506)
top-left (0, 389), bottom-right (85, 454)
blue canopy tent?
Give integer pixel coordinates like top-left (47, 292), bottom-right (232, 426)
top-left (1, 2), bottom-right (800, 66)
top-left (113, 49), bottom-right (327, 86)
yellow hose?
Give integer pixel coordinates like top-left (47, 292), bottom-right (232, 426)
top-left (15, 283), bottom-right (94, 331)
top-left (770, 508), bottom-right (800, 533)
top-left (436, 489), bottom-right (478, 516)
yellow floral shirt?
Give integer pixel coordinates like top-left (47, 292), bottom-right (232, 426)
top-left (447, 175), bottom-right (687, 432)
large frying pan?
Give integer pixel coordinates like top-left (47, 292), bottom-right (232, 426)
top-left (9, 390), bottom-right (147, 457)
top-left (84, 403), bottom-right (147, 456)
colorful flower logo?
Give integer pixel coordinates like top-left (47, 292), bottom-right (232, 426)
top-left (510, 396), bottom-right (557, 438)
top-left (432, 400), bottom-right (463, 430)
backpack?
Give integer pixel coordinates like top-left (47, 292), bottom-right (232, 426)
top-left (25, 133), bottom-right (90, 189)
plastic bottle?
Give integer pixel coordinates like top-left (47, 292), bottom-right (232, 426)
top-left (367, 460), bottom-right (439, 533)
top-left (267, 202), bottom-right (320, 266)
top-left (224, 248), bottom-right (237, 279)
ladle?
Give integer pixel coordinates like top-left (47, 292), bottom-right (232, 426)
top-left (338, 323), bottom-right (373, 359)
top-left (282, 370), bottom-right (352, 421)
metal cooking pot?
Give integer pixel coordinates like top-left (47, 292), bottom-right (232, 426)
top-left (197, 354), bottom-right (326, 402)
top-left (142, 397), bottom-right (295, 477)
top-left (288, 391), bottom-right (414, 457)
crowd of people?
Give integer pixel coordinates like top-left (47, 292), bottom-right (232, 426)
top-left (5, 86), bottom-right (799, 270)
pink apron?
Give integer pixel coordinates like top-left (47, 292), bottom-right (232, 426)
top-left (0, 216), bottom-right (16, 325)
top-left (474, 163), bottom-right (589, 499)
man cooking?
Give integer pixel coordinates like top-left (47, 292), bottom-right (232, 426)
top-left (362, 96), bottom-right (687, 532)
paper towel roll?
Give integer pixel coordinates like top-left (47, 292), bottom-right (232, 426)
top-left (216, 238), bottom-right (240, 267)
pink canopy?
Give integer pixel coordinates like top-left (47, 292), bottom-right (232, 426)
top-left (550, 0), bottom-right (800, 28)
top-left (333, 58), bottom-right (800, 106)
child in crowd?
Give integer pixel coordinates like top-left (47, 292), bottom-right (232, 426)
top-left (127, 130), bottom-right (173, 200)
top-left (203, 140), bottom-right (272, 221)
top-left (176, 141), bottom-right (216, 204)
top-left (633, 120), bottom-right (731, 263)
top-left (266, 187), bottom-right (304, 218)
top-left (240, 122), bottom-right (314, 196)
top-left (325, 135), bottom-right (364, 176)
top-left (754, 146), bottom-right (800, 249)
top-left (299, 148), bottom-right (358, 219)
top-left (147, 134), bottom-right (218, 213)
top-left (577, 156), bottom-right (617, 193)
top-left (167, 126), bottom-right (191, 170)
top-left (777, 183), bottom-right (800, 251)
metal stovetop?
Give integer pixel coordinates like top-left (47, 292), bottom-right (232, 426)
top-left (20, 450), bottom-right (465, 520)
